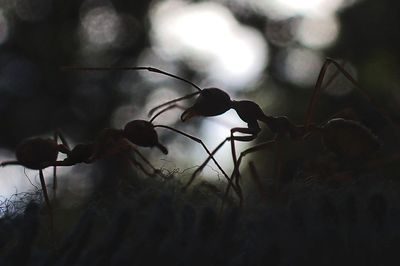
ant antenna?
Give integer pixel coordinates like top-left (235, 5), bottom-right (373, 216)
top-left (62, 66), bottom-right (202, 92)
top-left (62, 65), bottom-right (203, 117)
top-left (149, 104), bottom-right (185, 123)
top-left (148, 91), bottom-right (201, 117)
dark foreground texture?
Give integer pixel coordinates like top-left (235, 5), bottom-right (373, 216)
top-left (0, 174), bottom-right (399, 266)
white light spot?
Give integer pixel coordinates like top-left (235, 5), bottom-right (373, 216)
top-left (283, 48), bottom-right (323, 87)
top-left (150, 0), bottom-right (268, 90)
top-left (296, 15), bottom-right (340, 49)
top-left (81, 6), bottom-right (121, 47)
top-left (145, 87), bottom-right (183, 125)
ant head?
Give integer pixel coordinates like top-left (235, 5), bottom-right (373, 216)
top-left (16, 138), bottom-right (59, 169)
top-left (124, 120), bottom-right (168, 154)
top-left (181, 88), bottom-right (232, 121)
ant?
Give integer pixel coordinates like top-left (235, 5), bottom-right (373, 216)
top-left (0, 131), bottom-right (71, 231)
top-left (62, 66), bottom-right (243, 199)
top-left (63, 59), bottom-right (393, 203)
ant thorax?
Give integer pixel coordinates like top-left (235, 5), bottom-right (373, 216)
top-left (231, 100), bottom-right (266, 124)
top-left (16, 138), bottom-right (59, 170)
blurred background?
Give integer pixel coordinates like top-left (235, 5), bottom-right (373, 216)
top-left (0, 0), bottom-right (399, 205)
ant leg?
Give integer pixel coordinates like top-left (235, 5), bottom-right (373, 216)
top-left (223, 139), bottom-right (276, 207)
top-left (124, 153), bottom-right (157, 177)
top-left (53, 130), bottom-right (71, 200)
top-left (305, 58), bottom-right (396, 132)
top-left (153, 125), bottom-right (239, 197)
top-left (304, 58), bottom-right (347, 131)
top-left (0, 161), bottom-right (22, 167)
top-left (54, 129), bottom-right (71, 151)
top-left (39, 169), bottom-right (54, 234)
top-left (229, 127), bottom-right (259, 198)
top-left (123, 141), bottom-right (161, 176)
top-left (235, 140), bottom-right (277, 177)
top-left (185, 130), bottom-right (257, 203)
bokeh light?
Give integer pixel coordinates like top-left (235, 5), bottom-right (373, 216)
top-left (283, 48), bottom-right (323, 87)
top-left (80, 6), bottom-right (121, 48)
top-left (239, 0), bottom-right (345, 19)
top-left (150, 0), bottom-right (268, 90)
top-left (296, 15), bottom-right (340, 49)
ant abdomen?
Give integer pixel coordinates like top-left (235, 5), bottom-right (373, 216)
top-left (124, 120), bottom-right (168, 154)
top-left (181, 88), bottom-right (232, 121)
top-left (320, 118), bottom-right (381, 160)
top-left (16, 138), bottom-right (60, 170)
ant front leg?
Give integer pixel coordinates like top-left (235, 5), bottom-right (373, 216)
top-left (235, 140), bottom-right (277, 179)
top-left (229, 126), bottom-right (260, 196)
top-left (221, 140), bottom-right (276, 210)
top-left (189, 126), bottom-right (259, 204)
top-left (124, 153), bottom-right (157, 177)
top-left (123, 140), bottom-right (161, 177)
top-left (39, 169), bottom-right (54, 234)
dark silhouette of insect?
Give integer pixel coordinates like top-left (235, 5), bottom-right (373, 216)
top-left (0, 132), bottom-right (71, 231)
top-left (145, 59), bottom-right (389, 196)
top-left (62, 66), bottom-right (242, 199)
top-left (54, 107), bottom-right (235, 193)
top-left (63, 59), bottom-right (391, 203)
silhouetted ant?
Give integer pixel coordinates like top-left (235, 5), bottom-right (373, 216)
top-left (63, 58), bottom-right (393, 203)
top-left (145, 59), bottom-right (390, 195)
top-left (0, 131), bottom-right (71, 231)
top-left (62, 66), bottom-right (243, 199)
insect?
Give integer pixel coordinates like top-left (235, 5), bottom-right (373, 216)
top-left (142, 58), bottom-right (391, 197)
top-left (62, 66), bottom-right (242, 199)
top-left (69, 109), bottom-right (233, 180)
top-left (63, 58), bottom-right (392, 203)
top-left (0, 132), bottom-right (71, 230)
